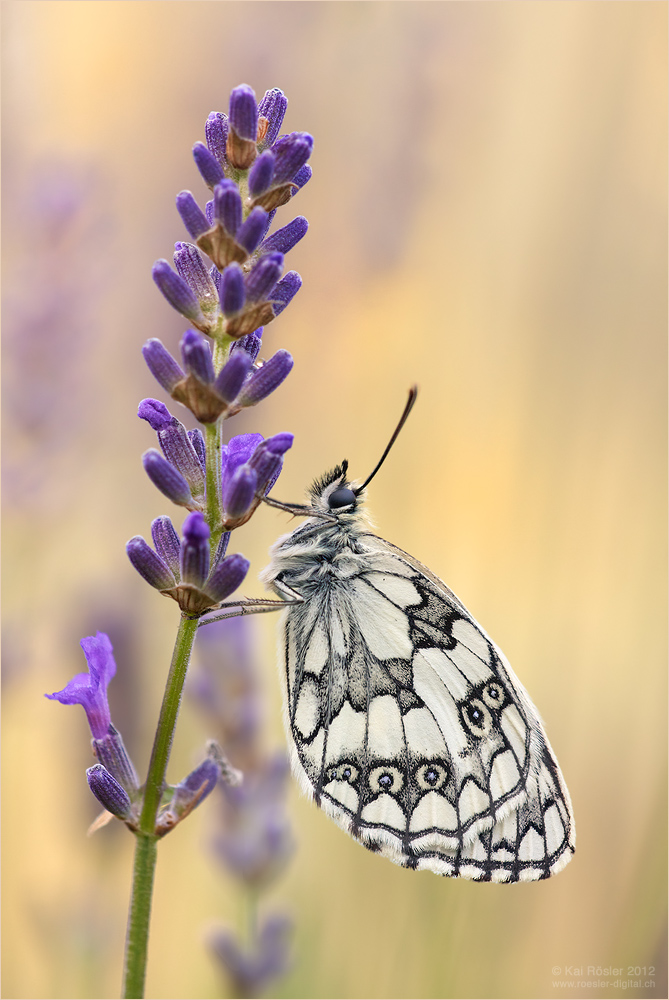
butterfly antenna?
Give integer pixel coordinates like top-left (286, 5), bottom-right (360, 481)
top-left (354, 386), bottom-right (418, 495)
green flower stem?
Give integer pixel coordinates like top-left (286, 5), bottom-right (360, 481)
top-left (122, 614), bottom-right (199, 998)
top-left (205, 419), bottom-right (223, 554)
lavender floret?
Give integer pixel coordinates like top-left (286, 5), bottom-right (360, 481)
top-left (152, 260), bottom-right (204, 324)
top-left (271, 271), bottom-right (302, 315)
top-left (231, 329), bottom-right (263, 363)
top-left (220, 263), bottom-right (246, 316)
top-left (87, 764), bottom-right (132, 818)
top-left (245, 253), bottom-right (283, 303)
top-left (151, 516), bottom-right (181, 579)
top-left (127, 534), bottom-right (178, 589)
top-left (45, 632), bottom-right (117, 739)
top-left (229, 84), bottom-right (258, 141)
top-left (260, 217), bottom-right (308, 257)
top-left (142, 339), bottom-right (185, 393)
top-left (188, 428), bottom-right (206, 472)
top-left (180, 512), bottom-right (210, 587)
top-left (222, 465), bottom-right (258, 520)
top-left (176, 191), bottom-right (210, 240)
top-left (248, 151), bottom-right (275, 197)
top-left (142, 450), bottom-right (194, 507)
top-left (214, 350), bottom-right (253, 403)
top-left (193, 141), bottom-right (225, 188)
top-left (258, 88), bottom-right (287, 147)
top-left (173, 243), bottom-right (219, 311)
top-left (181, 329), bottom-right (215, 384)
top-left (205, 112), bottom-right (229, 168)
top-left (236, 207), bottom-right (269, 255)
top-left (214, 180), bottom-right (242, 237)
top-left (272, 133), bottom-right (313, 185)
top-left (237, 350), bottom-right (293, 407)
top-left (206, 552), bottom-right (250, 604)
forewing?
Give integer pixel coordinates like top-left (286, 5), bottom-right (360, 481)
top-left (281, 533), bottom-right (575, 881)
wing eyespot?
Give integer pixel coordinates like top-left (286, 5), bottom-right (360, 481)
top-left (369, 765), bottom-right (404, 795)
top-left (481, 681), bottom-right (506, 709)
top-left (415, 762), bottom-right (449, 791)
top-left (327, 762), bottom-right (359, 784)
top-left (462, 698), bottom-right (493, 737)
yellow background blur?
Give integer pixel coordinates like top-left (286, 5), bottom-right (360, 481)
top-left (3, 3), bottom-right (666, 999)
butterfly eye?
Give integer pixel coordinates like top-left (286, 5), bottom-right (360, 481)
top-left (416, 762), bottom-right (449, 791)
top-left (328, 487), bottom-right (357, 509)
top-left (482, 681), bottom-right (505, 709)
top-left (462, 698), bottom-right (493, 737)
top-left (369, 765), bottom-right (404, 795)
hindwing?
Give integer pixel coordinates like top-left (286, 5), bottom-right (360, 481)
top-left (278, 532), bottom-right (575, 882)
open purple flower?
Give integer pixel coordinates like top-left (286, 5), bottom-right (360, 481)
top-left (46, 632), bottom-right (116, 739)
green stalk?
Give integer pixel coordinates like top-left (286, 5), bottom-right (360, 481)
top-left (122, 614), bottom-right (199, 998)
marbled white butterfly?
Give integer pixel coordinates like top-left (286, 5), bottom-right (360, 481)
top-left (260, 389), bottom-right (575, 881)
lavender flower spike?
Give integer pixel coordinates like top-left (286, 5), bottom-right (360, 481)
top-left (45, 632), bottom-right (116, 739)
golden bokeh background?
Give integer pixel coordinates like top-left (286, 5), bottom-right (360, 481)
top-left (3, 3), bottom-right (666, 998)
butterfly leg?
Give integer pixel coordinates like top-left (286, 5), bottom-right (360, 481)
top-left (197, 582), bottom-right (304, 627)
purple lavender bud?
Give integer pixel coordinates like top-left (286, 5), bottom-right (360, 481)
top-left (92, 724), bottom-right (139, 794)
top-left (258, 88), bottom-right (287, 146)
top-left (180, 329), bottom-right (214, 384)
top-left (231, 329), bottom-right (263, 363)
top-left (193, 141), bottom-right (225, 187)
top-left (45, 632), bottom-right (116, 740)
top-left (87, 764), bottom-right (132, 818)
top-left (205, 111), bottom-right (229, 167)
top-left (245, 253), bottom-right (283, 303)
top-left (213, 180), bottom-right (242, 237)
top-left (151, 516), bottom-right (181, 579)
top-left (176, 191), bottom-right (210, 240)
top-left (272, 134), bottom-right (313, 185)
top-left (292, 164), bottom-right (312, 190)
top-left (180, 511), bottom-right (211, 587)
top-left (237, 350), bottom-right (293, 407)
top-left (260, 217), bottom-right (308, 257)
top-left (271, 271), bottom-right (302, 315)
top-left (172, 757), bottom-right (220, 811)
top-left (142, 339), bottom-right (185, 393)
top-left (152, 260), bottom-right (204, 324)
top-left (127, 534), bottom-right (178, 589)
top-left (248, 450), bottom-right (281, 495)
top-left (188, 428), bottom-right (206, 472)
top-left (248, 150), bottom-right (275, 197)
top-left (142, 450), bottom-right (194, 506)
top-left (205, 199), bottom-right (215, 226)
top-left (220, 263), bottom-right (246, 316)
top-left (236, 207), bottom-right (269, 255)
top-left (229, 84), bottom-right (258, 140)
top-left (173, 243), bottom-right (218, 310)
top-left (138, 397), bottom-right (172, 431)
top-left (263, 432), bottom-right (294, 457)
top-left (222, 465), bottom-right (258, 520)
top-left (152, 417), bottom-right (205, 496)
top-left (214, 350), bottom-right (253, 403)
top-left (206, 552), bottom-right (250, 604)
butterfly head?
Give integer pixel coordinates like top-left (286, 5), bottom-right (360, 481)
top-left (308, 460), bottom-right (365, 516)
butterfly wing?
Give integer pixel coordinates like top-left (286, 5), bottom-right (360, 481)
top-left (276, 531), bottom-right (575, 882)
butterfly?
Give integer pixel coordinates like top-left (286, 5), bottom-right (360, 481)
top-left (259, 388), bottom-right (575, 881)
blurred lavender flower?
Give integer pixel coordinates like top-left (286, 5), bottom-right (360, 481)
top-left (4, 163), bottom-right (108, 508)
top-left (191, 616), bottom-right (294, 997)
